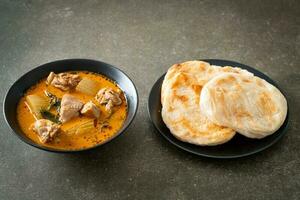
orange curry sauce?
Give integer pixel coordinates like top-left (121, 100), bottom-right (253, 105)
top-left (17, 71), bottom-right (127, 150)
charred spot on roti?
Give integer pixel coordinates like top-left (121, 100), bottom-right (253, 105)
top-left (257, 92), bottom-right (277, 116)
top-left (192, 84), bottom-right (202, 94)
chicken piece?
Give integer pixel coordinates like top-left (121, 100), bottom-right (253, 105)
top-left (95, 88), bottom-right (122, 114)
top-left (95, 88), bottom-right (122, 105)
top-left (59, 94), bottom-right (83, 123)
top-left (80, 101), bottom-right (100, 118)
top-left (105, 100), bottom-right (114, 115)
top-left (32, 119), bottom-right (60, 143)
top-left (46, 72), bottom-right (81, 91)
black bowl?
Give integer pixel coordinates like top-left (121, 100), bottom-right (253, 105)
top-left (3, 59), bottom-right (139, 152)
top-left (148, 59), bottom-right (289, 158)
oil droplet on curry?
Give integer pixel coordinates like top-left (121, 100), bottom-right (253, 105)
top-left (17, 71), bottom-right (127, 150)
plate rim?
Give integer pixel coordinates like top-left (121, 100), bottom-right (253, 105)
top-left (147, 59), bottom-right (289, 159)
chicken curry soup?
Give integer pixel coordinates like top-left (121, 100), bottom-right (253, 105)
top-left (17, 71), bottom-right (127, 150)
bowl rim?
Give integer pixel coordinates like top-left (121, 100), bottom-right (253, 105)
top-left (3, 58), bottom-right (139, 153)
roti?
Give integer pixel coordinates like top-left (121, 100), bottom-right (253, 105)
top-left (161, 72), bottom-right (235, 145)
top-left (161, 61), bottom-right (252, 145)
top-left (200, 73), bottom-right (287, 138)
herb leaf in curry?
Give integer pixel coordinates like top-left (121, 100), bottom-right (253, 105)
top-left (40, 109), bottom-right (61, 124)
top-left (44, 90), bottom-right (61, 113)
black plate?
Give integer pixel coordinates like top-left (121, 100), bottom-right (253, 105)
top-left (148, 59), bottom-right (289, 158)
top-left (3, 59), bottom-right (138, 153)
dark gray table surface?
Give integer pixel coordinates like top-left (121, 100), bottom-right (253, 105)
top-left (1, 0), bottom-right (299, 199)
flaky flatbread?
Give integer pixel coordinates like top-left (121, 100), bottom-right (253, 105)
top-left (162, 72), bottom-right (235, 145)
top-left (200, 73), bottom-right (287, 138)
top-left (161, 61), bottom-right (252, 145)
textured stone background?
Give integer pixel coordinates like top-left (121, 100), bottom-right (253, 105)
top-left (0, 0), bottom-right (299, 199)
